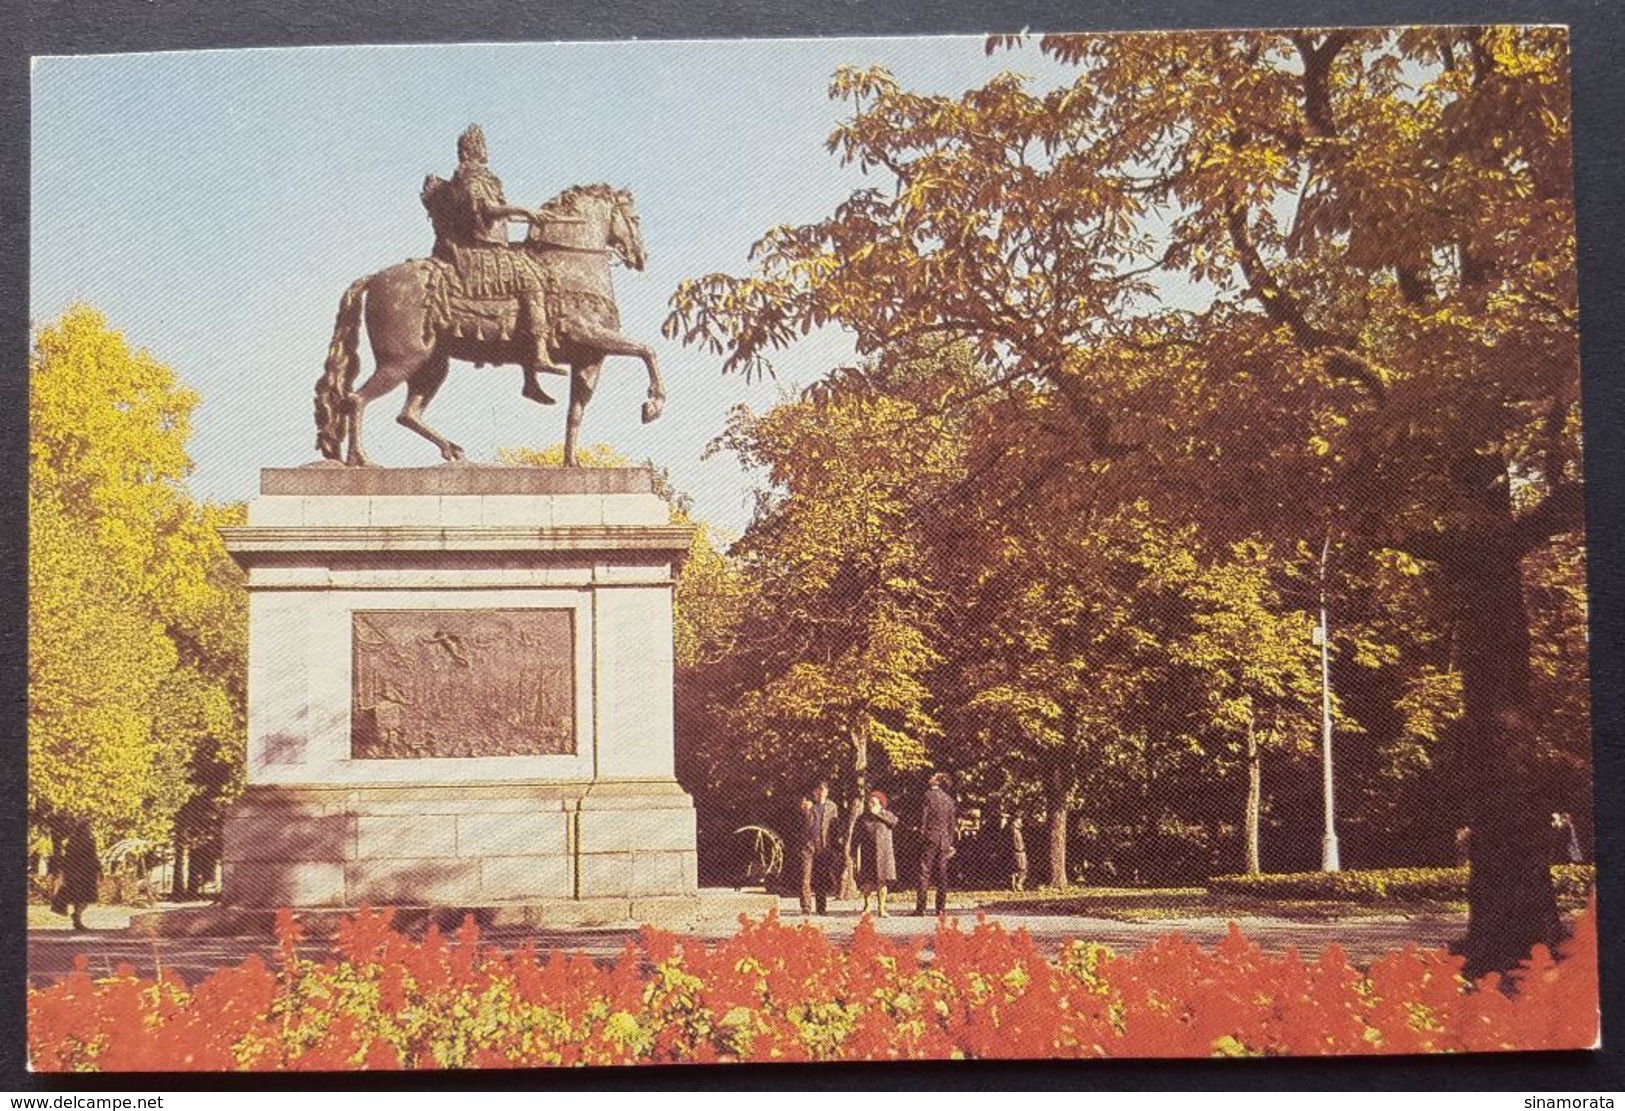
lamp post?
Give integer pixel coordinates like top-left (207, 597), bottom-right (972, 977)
top-left (1316, 534), bottom-right (1341, 872)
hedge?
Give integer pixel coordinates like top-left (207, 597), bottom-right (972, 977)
top-left (1207, 865), bottom-right (1595, 903)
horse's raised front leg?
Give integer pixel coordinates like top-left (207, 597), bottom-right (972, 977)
top-left (563, 361), bottom-right (603, 468)
top-left (397, 355), bottom-right (465, 462)
top-left (558, 321), bottom-right (665, 423)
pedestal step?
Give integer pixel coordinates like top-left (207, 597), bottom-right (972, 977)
top-left (129, 890), bottom-right (781, 938)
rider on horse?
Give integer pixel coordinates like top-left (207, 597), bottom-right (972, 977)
top-left (421, 124), bottom-right (574, 402)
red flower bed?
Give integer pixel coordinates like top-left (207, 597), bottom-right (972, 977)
top-left (29, 902), bottom-right (1598, 1070)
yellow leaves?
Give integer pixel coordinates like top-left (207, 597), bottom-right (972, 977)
top-left (29, 308), bottom-right (246, 842)
top-left (1488, 30), bottom-right (1558, 80)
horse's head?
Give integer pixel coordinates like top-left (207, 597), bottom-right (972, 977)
top-left (605, 189), bottom-right (647, 272)
top-left (530, 184), bottom-right (646, 271)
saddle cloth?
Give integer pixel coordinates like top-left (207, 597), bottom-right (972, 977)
top-left (417, 253), bottom-right (616, 348)
top-left (447, 243), bottom-right (543, 300)
top-left (418, 252), bottom-right (534, 346)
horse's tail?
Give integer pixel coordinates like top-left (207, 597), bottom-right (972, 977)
top-left (314, 276), bottom-right (368, 460)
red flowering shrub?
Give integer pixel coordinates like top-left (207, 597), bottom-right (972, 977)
top-left (29, 900), bottom-right (1599, 1070)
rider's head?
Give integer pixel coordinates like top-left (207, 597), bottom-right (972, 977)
top-left (458, 124), bottom-right (488, 164)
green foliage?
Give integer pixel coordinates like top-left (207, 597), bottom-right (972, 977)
top-left (1167, 540), bottom-right (1326, 759)
top-left (705, 376), bottom-right (964, 783)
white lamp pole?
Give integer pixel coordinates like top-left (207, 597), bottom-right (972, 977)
top-left (1317, 534), bottom-right (1341, 872)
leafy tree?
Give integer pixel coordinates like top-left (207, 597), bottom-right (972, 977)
top-left (698, 381), bottom-right (966, 889)
top-left (29, 307), bottom-right (247, 863)
top-left (29, 502), bottom-right (177, 839)
top-left (939, 504), bottom-right (1182, 888)
top-left (1168, 541), bottom-right (1325, 875)
top-left (668, 28), bottom-right (1583, 971)
top-left (671, 347), bottom-right (989, 875)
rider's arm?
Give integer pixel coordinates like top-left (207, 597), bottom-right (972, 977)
top-left (525, 208), bottom-right (588, 225)
top-left (486, 202), bottom-right (583, 225)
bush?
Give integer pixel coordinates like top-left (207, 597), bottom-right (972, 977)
top-left (1208, 865), bottom-right (1594, 904)
top-left (28, 899), bottom-right (1598, 1070)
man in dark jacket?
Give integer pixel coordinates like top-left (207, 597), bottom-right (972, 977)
top-left (52, 819), bottom-right (100, 932)
top-left (799, 781), bottom-right (839, 915)
top-left (915, 772), bottom-right (957, 916)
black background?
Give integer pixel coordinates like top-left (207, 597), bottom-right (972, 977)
top-left (1, 0), bottom-right (1621, 1091)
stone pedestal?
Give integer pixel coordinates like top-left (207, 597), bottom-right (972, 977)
top-left (218, 466), bottom-right (700, 914)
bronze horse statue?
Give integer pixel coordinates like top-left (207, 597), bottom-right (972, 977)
top-left (314, 184), bottom-right (664, 467)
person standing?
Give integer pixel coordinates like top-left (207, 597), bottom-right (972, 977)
top-left (915, 772), bottom-right (957, 916)
top-left (1010, 814), bottom-right (1029, 892)
top-left (52, 819), bottom-right (100, 932)
top-left (857, 791), bottom-right (900, 917)
top-left (799, 781), bottom-right (839, 916)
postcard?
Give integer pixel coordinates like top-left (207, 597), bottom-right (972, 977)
top-left (26, 28), bottom-right (1597, 1069)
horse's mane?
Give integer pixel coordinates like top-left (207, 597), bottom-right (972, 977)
top-left (538, 182), bottom-right (628, 215)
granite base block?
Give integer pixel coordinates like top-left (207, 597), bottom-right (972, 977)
top-left (221, 781), bottom-right (698, 909)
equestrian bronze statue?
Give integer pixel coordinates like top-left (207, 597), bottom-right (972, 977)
top-left (314, 125), bottom-right (664, 467)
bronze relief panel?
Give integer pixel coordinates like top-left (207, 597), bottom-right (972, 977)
top-left (351, 609), bottom-right (576, 759)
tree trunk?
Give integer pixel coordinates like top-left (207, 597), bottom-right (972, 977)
top-left (840, 721), bottom-right (868, 899)
top-left (1047, 804), bottom-right (1069, 889)
top-left (1424, 455), bottom-right (1563, 976)
top-left (1448, 537), bottom-right (1562, 976)
top-left (1244, 719), bottom-right (1261, 875)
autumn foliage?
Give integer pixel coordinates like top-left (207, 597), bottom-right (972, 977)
top-left (30, 902), bottom-right (1597, 1071)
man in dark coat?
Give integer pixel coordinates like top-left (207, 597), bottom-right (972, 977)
top-left (915, 772), bottom-right (958, 916)
top-left (52, 819), bottom-right (100, 932)
top-left (799, 781), bottom-right (839, 915)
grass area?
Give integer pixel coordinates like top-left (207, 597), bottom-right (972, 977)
top-left (960, 885), bottom-right (1466, 923)
top-left (956, 865), bottom-right (1592, 922)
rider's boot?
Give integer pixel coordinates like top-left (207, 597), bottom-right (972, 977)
top-left (521, 367), bottom-right (557, 406)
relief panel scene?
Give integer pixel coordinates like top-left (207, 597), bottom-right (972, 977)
top-left (350, 609), bottom-right (576, 759)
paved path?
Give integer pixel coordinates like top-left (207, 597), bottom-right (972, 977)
top-left (27, 898), bottom-right (1468, 987)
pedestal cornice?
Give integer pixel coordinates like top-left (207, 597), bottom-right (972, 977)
top-left (221, 524), bottom-right (696, 565)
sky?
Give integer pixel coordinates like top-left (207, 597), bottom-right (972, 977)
top-left (31, 37), bottom-right (1078, 535)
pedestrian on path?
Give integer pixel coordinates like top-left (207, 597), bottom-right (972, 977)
top-left (915, 772), bottom-right (957, 916)
top-left (857, 790), bottom-right (899, 917)
top-left (799, 782), bottom-right (839, 916)
top-left (52, 819), bottom-right (100, 932)
top-left (1010, 814), bottom-right (1029, 892)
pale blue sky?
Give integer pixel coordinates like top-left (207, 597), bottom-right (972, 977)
top-left (31, 37), bottom-right (1081, 534)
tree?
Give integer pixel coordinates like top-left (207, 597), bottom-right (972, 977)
top-left (667, 29), bottom-right (1583, 971)
top-left (939, 504), bottom-right (1182, 888)
top-left (1045, 27), bottom-right (1581, 972)
top-left (1168, 541), bottom-right (1325, 875)
top-left (29, 502), bottom-right (177, 839)
top-left (29, 307), bottom-right (247, 860)
top-left (700, 379), bottom-right (965, 890)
